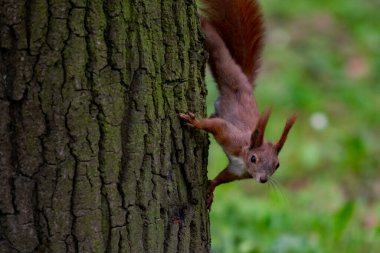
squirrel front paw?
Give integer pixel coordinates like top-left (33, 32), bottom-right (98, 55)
top-left (178, 112), bottom-right (200, 128)
top-left (206, 191), bottom-right (214, 210)
top-left (206, 180), bottom-right (216, 210)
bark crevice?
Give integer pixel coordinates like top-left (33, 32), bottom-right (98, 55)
top-left (0, 0), bottom-right (210, 252)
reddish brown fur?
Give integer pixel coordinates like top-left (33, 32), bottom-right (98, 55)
top-left (200, 0), bottom-right (264, 84)
top-left (250, 109), bottom-right (272, 149)
top-left (201, 19), bottom-right (258, 133)
top-left (179, 0), bottom-right (296, 209)
top-left (275, 115), bottom-right (297, 153)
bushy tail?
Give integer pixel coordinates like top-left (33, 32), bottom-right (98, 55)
top-left (201, 0), bottom-right (264, 84)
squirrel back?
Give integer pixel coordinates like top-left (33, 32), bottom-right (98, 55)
top-left (201, 0), bottom-right (264, 84)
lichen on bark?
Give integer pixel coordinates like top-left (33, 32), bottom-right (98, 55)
top-left (0, 0), bottom-right (209, 252)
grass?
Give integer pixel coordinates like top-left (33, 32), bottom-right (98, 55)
top-left (206, 0), bottom-right (380, 252)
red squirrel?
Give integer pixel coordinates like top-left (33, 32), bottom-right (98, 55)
top-left (179, 0), bottom-right (297, 208)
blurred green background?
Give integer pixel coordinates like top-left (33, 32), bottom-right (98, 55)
top-left (206, 0), bottom-right (380, 252)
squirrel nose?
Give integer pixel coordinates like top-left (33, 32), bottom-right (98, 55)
top-left (259, 176), bottom-right (268, 183)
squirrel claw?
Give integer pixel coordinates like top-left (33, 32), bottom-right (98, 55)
top-left (178, 112), bottom-right (198, 128)
top-left (206, 180), bottom-right (216, 210)
top-left (206, 193), bottom-right (214, 210)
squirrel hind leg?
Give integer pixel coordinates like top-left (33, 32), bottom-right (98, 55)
top-left (209, 97), bottom-right (221, 118)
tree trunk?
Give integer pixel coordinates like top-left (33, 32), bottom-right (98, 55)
top-left (0, 0), bottom-right (209, 252)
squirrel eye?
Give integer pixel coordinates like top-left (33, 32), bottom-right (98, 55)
top-left (250, 155), bottom-right (257, 163)
top-left (275, 162), bottom-right (280, 169)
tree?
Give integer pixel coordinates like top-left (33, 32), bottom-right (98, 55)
top-left (0, 0), bottom-right (210, 252)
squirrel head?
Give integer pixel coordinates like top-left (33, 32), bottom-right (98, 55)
top-left (243, 109), bottom-right (297, 183)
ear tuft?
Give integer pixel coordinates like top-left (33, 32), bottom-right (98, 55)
top-left (250, 108), bottom-right (272, 149)
top-left (274, 114), bottom-right (297, 153)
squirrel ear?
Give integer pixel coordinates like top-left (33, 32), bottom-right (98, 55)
top-left (250, 108), bottom-right (272, 149)
top-left (274, 115), bottom-right (297, 154)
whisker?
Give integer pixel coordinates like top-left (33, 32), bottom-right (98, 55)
top-left (266, 179), bottom-right (274, 197)
top-left (266, 179), bottom-right (276, 197)
top-left (269, 177), bottom-right (288, 203)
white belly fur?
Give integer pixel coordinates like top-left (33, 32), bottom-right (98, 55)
top-left (228, 155), bottom-right (247, 176)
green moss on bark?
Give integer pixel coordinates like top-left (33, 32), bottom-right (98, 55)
top-left (0, 0), bottom-right (209, 252)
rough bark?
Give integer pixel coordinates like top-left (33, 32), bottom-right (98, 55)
top-left (0, 0), bottom-right (209, 252)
